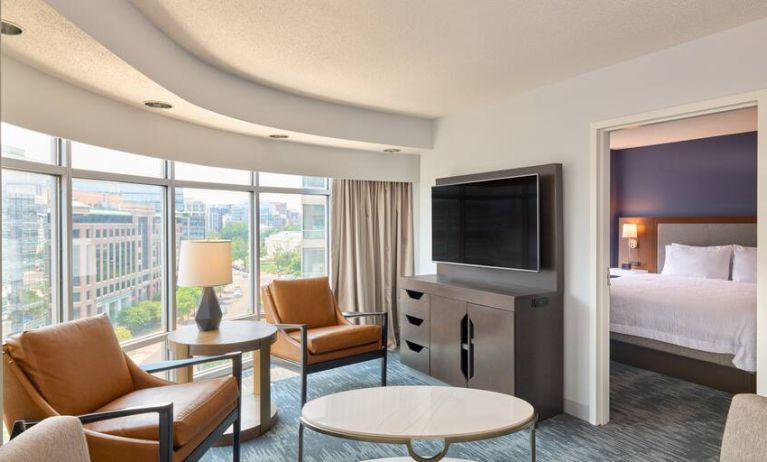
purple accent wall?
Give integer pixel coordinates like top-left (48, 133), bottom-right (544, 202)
top-left (610, 131), bottom-right (757, 266)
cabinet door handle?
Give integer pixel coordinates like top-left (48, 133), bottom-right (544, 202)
top-left (468, 318), bottom-right (475, 379)
top-left (460, 314), bottom-right (469, 381)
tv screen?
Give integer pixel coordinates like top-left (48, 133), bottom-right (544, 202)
top-left (432, 174), bottom-right (539, 271)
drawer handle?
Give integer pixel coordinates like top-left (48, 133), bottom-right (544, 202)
top-left (405, 314), bottom-right (424, 326)
top-left (405, 290), bottom-right (424, 300)
top-left (405, 340), bottom-right (424, 352)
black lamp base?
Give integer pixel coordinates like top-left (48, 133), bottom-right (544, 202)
top-left (195, 286), bottom-right (222, 331)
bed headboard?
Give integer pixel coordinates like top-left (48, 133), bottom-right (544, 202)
top-left (657, 223), bottom-right (757, 272)
top-left (617, 216), bottom-right (757, 272)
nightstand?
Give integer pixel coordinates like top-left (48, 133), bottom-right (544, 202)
top-left (610, 268), bottom-right (649, 277)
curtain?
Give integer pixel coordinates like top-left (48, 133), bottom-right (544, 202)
top-left (331, 179), bottom-right (414, 346)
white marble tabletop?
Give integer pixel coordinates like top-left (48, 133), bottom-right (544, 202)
top-left (301, 385), bottom-right (535, 442)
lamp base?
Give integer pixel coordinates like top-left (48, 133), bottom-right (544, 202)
top-left (195, 286), bottom-right (223, 331)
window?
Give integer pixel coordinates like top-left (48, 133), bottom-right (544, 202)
top-left (71, 179), bottom-right (165, 341)
top-left (259, 172), bottom-right (327, 189)
top-left (0, 123), bottom-right (329, 365)
top-left (259, 193), bottom-right (327, 285)
top-left (1, 123), bottom-right (56, 164)
top-left (71, 142), bottom-right (164, 178)
top-left (175, 162), bottom-right (251, 185)
top-left (175, 188), bottom-right (251, 325)
top-left (2, 170), bottom-right (58, 337)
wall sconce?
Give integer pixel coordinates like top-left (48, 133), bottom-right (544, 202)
top-left (622, 223), bottom-right (639, 269)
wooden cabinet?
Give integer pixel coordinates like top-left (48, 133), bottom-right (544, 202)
top-left (468, 303), bottom-right (515, 395)
top-left (428, 295), bottom-right (467, 387)
top-left (398, 275), bottom-right (563, 420)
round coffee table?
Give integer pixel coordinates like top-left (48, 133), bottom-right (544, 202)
top-left (298, 386), bottom-right (537, 462)
top-left (168, 320), bottom-right (278, 445)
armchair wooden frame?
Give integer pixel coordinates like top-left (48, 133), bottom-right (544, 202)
top-left (10, 352), bottom-right (244, 462)
top-left (273, 311), bottom-right (388, 405)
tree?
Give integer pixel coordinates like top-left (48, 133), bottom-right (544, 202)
top-left (274, 248), bottom-right (301, 277)
top-left (118, 300), bottom-right (162, 336)
top-left (113, 325), bottom-right (133, 342)
top-left (219, 221), bottom-right (249, 267)
top-left (176, 286), bottom-right (202, 319)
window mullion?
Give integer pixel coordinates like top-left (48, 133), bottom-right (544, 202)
top-left (60, 139), bottom-right (73, 323)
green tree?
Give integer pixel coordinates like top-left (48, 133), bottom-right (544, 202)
top-left (113, 325), bottom-right (133, 342)
top-left (176, 286), bottom-right (202, 319)
top-left (274, 248), bottom-right (301, 277)
top-left (118, 300), bottom-right (162, 336)
top-left (219, 221), bottom-right (249, 267)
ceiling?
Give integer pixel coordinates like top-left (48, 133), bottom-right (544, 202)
top-left (610, 107), bottom-right (757, 149)
top-left (1, 0), bottom-right (766, 154)
top-left (0, 0), bottom-right (424, 154)
top-left (131, 0), bottom-right (767, 117)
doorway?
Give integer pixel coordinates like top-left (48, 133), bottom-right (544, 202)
top-left (590, 91), bottom-right (767, 425)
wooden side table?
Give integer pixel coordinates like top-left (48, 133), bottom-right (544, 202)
top-left (167, 320), bottom-right (278, 444)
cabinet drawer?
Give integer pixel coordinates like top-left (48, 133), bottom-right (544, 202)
top-left (400, 340), bottom-right (429, 374)
top-left (400, 312), bottom-right (429, 345)
top-left (399, 289), bottom-right (430, 320)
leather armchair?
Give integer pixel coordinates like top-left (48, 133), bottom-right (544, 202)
top-left (262, 277), bottom-right (388, 404)
top-left (2, 314), bottom-right (242, 462)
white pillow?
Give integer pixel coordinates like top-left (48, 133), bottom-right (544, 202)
top-left (732, 245), bottom-right (757, 283)
top-left (661, 244), bottom-right (732, 280)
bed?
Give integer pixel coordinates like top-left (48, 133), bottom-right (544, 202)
top-left (610, 217), bottom-right (757, 393)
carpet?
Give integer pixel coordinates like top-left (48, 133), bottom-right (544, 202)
top-left (204, 352), bottom-right (731, 461)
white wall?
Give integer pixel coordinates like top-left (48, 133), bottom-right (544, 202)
top-left (416, 18), bottom-right (767, 422)
top-left (0, 56), bottom-right (420, 183)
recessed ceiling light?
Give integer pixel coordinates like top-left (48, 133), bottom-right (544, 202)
top-left (269, 134), bottom-right (289, 139)
top-left (1, 20), bottom-right (23, 36)
top-left (384, 148), bottom-right (401, 153)
top-left (144, 100), bottom-right (172, 109)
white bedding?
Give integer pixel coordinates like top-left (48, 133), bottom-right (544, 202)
top-left (610, 273), bottom-right (756, 372)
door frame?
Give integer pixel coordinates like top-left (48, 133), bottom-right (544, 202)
top-left (589, 90), bottom-right (767, 425)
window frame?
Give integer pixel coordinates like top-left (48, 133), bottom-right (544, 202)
top-left (1, 130), bottom-right (331, 359)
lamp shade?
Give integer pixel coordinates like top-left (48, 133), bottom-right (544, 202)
top-left (177, 240), bottom-right (233, 287)
top-left (622, 223), bottom-right (638, 239)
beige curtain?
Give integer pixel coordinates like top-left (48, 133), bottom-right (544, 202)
top-left (331, 179), bottom-right (414, 346)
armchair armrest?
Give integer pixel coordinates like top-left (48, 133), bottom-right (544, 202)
top-left (12, 403), bottom-right (175, 462)
top-left (342, 311), bottom-right (389, 348)
top-left (142, 351), bottom-right (243, 390)
top-left (272, 323), bottom-right (308, 365)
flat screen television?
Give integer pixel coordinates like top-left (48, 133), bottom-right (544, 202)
top-left (432, 174), bottom-right (540, 271)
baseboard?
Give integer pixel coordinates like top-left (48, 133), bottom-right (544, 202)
top-left (563, 398), bottom-right (591, 422)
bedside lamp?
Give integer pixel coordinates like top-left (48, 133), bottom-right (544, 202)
top-left (178, 240), bottom-right (232, 331)
top-left (621, 223), bottom-right (639, 269)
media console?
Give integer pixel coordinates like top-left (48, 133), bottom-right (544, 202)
top-left (400, 163), bottom-right (563, 419)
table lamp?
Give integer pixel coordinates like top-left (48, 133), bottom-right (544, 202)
top-left (621, 223), bottom-right (638, 269)
top-left (178, 240), bottom-right (232, 331)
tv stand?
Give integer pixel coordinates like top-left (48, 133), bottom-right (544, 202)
top-left (400, 163), bottom-right (563, 420)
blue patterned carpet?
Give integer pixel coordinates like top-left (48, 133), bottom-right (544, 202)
top-left (204, 352), bottom-right (731, 461)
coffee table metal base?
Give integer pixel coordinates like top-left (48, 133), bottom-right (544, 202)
top-left (297, 415), bottom-right (538, 462)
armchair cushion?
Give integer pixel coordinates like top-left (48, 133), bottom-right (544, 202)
top-left (83, 376), bottom-right (238, 448)
top-left (269, 277), bottom-right (339, 328)
top-left (4, 315), bottom-right (133, 416)
top-left (289, 324), bottom-right (382, 355)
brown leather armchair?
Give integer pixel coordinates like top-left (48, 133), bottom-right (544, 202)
top-left (262, 277), bottom-right (388, 404)
top-left (2, 314), bottom-right (242, 462)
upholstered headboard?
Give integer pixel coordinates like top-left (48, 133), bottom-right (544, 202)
top-left (657, 223), bottom-right (757, 272)
top-left (617, 216), bottom-right (757, 272)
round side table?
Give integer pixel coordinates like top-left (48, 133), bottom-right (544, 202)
top-left (167, 320), bottom-right (278, 445)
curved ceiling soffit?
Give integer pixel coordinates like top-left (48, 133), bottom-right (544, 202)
top-left (43, 0), bottom-right (433, 150)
